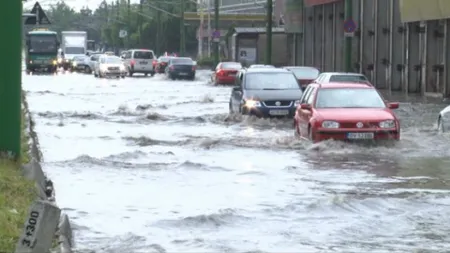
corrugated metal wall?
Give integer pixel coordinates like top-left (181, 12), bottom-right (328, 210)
top-left (295, 0), bottom-right (450, 97)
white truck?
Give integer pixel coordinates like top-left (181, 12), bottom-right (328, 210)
top-left (61, 31), bottom-right (87, 70)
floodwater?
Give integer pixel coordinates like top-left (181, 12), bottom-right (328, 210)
top-left (23, 70), bottom-right (450, 252)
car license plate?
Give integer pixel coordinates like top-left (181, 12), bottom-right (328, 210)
top-left (269, 110), bottom-right (289, 115)
top-left (346, 132), bottom-right (374, 139)
top-left (179, 72), bottom-right (188, 76)
top-left (140, 61), bottom-right (148, 64)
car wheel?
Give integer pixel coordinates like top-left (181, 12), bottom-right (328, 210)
top-left (121, 75), bottom-right (125, 78)
top-left (94, 71), bottom-right (98, 77)
top-left (128, 70), bottom-right (133, 77)
top-left (438, 117), bottom-right (445, 133)
top-left (170, 75), bottom-right (176, 80)
top-left (151, 72), bottom-right (155, 77)
top-left (85, 66), bottom-right (91, 73)
top-left (145, 73), bottom-right (148, 76)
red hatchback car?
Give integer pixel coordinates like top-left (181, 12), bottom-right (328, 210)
top-left (294, 82), bottom-right (400, 143)
top-left (212, 62), bottom-right (243, 85)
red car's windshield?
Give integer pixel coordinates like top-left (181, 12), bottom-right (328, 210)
top-left (329, 74), bottom-right (368, 83)
top-left (315, 88), bottom-right (385, 108)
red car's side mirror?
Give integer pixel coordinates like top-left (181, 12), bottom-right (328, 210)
top-left (388, 102), bottom-right (399, 109)
top-left (300, 104), bottom-right (311, 110)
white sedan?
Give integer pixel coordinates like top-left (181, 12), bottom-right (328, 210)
top-left (94, 55), bottom-right (126, 78)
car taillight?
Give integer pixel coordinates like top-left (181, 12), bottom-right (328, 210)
top-left (152, 60), bottom-right (157, 66)
top-left (169, 66), bottom-right (174, 70)
top-left (130, 59), bottom-right (135, 65)
top-left (217, 70), bottom-right (224, 76)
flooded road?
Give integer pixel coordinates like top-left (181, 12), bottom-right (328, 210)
top-left (23, 71), bottom-right (450, 252)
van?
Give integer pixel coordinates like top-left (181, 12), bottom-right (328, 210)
top-left (122, 49), bottom-right (156, 76)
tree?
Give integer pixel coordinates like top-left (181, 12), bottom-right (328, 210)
top-left (32, 0), bottom-right (198, 55)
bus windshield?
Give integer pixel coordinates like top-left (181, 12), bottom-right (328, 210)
top-left (29, 35), bottom-right (58, 53)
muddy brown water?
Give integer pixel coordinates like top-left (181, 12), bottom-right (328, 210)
top-left (23, 70), bottom-right (450, 252)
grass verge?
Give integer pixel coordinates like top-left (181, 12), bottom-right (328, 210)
top-left (0, 110), bottom-right (37, 252)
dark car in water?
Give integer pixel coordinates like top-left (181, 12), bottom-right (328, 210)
top-left (283, 66), bottom-right (320, 90)
top-left (155, 56), bottom-right (175, 73)
top-left (165, 57), bottom-right (196, 80)
top-left (229, 68), bottom-right (303, 118)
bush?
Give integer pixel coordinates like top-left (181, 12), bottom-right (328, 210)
top-left (196, 56), bottom-right (216, 68)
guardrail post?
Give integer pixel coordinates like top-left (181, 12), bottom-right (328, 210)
top-left (0, 0), bottom-right (22, 159)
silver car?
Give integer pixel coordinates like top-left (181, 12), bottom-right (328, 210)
top-left (87, 53), bottom-right (102, 73)
top-left (438, 105), bottom-right (450, 132)
top-left (94, 55), bottom-right (126, 78)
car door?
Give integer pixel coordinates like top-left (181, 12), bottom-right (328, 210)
top-left (123, 51), bottom-right (131, 69)
top-left (231, 72), bottom-right (243, 111)
top-left (298, 86), bottom-right (316, 137)
top-left (212, 63), bottom-right (221, 82)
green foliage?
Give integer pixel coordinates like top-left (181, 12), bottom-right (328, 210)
top-left (38, 0), bottom-right (198, 54)
top-left (0, 111), bottom-right (36, 252)
top-left (196, 56), bottom-right (215, 68)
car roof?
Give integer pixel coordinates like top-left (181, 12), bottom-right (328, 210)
top-left (129, 49), bottom-right (154, 52)
top-left (284, 66), bottom-right (319, 70)
top-left (317, 82), bottom-right (373, 89)
top-left (320, 72), bottom-right (365, 76)
top-left (221, 61), bottom-right (241, 64)
top-left (244, 68), bottom-right (290, 74)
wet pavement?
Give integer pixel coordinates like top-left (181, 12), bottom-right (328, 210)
top-left (22, 70), bottom-right (450, 252)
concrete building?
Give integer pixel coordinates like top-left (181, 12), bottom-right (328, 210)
top-left (284, 0), bottom-right (450, 97)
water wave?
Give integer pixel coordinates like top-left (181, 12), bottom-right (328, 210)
top-left (156, 208), bottom-right (248, 228)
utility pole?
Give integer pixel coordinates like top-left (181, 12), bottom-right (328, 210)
top-left (180, 0), bottom-right (185, 56)
top-left (207, 0), bottom-right (211, 56)
top-left (265, 0), bottom-right (272, 65)
top-left (0, 0), bottom-right (22, 158)
top-left (127, 0), bottom-right (131, 49)
top-left (213, 0), bottom-right (219, 64)
top-left (344, 0), bottom-right (353, 72)
top-left (198, 2), bottom-right (204, 58)
top-left (155, 1), bottom-right (161, 55)
top-left (139, 0), bottom-right (143, 47)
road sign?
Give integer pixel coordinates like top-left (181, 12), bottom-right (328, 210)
top-left (212, 30), bottom-right (220, 42)
top-left (119, 30), bottom-right (127, 38)
top-left (343, 18), bottom-right (356, 37)
top-left (212, 30), bottom-right (220, 38)
top-left (24, 2), bottom-right (51, 25)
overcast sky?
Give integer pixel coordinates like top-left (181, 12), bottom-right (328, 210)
top-left (24, 0), bottom-right (141, 11)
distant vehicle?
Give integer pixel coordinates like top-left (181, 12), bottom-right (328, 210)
top-left (165, 57), bottom-right (196, 80)
top-left (283, 66), bottom-right (320, 90)
top-left (87, 53), bottom-right (102, 73)
top-left (122, 49), bottom-right (156, 76)
top-left (104, 51), bottom-right (115, 56)
top-left (294, 82), bottom-right (400, 143)
top-left (61, 31), bottom-right (87, 70)
top-left (71, 55), bottom-right (90, 73)
top-left (87, 40), bottom-right (96, 51)
top-left (228, 68), bottom-right (303, 118)
top-left (314, 72), bottom-right (371, 84)
top-left (155, 56), bottom-right (175, 74)
top-left (437, 106), bottom-right (450, 132)
top-left (248, 64), bottom-right (275, 69)
top-left (25, 29), bottom-right (59, 73)
top-left (212, 62), bottom-right (243, 85)
top-left (94, 55), bottom-right (126, 78)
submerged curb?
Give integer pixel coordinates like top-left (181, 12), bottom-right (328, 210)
top-left (16, 94), bottom-right (74, 253)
